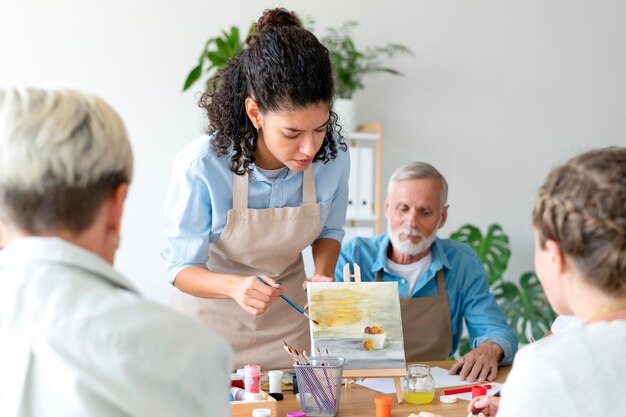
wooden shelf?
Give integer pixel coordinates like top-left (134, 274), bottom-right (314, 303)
top-left (346, 122), bottom-right (382, 235)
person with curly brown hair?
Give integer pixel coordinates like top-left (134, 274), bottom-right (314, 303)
top-left (162, 8), bottom-right (349, 369)
top-left (414, 147), bottom-right (626, 417)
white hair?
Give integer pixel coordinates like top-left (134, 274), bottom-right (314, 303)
top-left (0, 87), bottom-right (133, 193)
top-left (387, 161), bottom-right (448, 205)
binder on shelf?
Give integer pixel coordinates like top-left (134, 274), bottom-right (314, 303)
top-left (357, 146), bottom-right (374, 219)
top-left (347, 146), bottom-right (359, 219)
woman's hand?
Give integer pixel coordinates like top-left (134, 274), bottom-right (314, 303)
top-left (229, 275), bottom-right (284, 316)
top-left (468, 395), bottom-right (501, 417)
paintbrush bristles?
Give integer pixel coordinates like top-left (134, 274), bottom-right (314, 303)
top-left (283, 341), bottom-right (301, 364)
top-left (284, 341), bottom-right (332, 366)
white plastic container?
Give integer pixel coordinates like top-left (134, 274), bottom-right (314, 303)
top-left (268, 370), bottom-right (283, 394)
top-left (251, 408), bottom-right (272, 417)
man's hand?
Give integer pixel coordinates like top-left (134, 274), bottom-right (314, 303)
top-left (448, 342), bottom-right (503, 383)
top-left (302, 273), bottom-right (334, 289)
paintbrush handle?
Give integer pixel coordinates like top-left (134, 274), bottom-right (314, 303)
top-left (279, 294), bottom-right (305, 314)
top-left (256, 276), bottom-right (304, 314)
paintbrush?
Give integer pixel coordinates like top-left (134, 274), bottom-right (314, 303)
top-left (257, 276), bottom-right (319, 325)
top-left (283, 341), bottom-right (299, 364)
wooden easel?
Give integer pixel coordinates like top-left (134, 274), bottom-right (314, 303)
top-left (341, 263), bottom-right (406, 403)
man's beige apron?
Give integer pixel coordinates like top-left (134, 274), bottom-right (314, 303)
top-left (171, 167), bottom-right (321, 369)
top-left (377, 269), bottom-right (452, 362)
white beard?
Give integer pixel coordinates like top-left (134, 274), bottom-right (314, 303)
top-left (388, 221), bottom-right (438, 256)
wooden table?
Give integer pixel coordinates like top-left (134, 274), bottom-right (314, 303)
top-left (276, 361), bottom-right (510, 417)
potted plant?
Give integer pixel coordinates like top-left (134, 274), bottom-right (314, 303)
top-left (450, 224), bottom-right (556, 349)
top-left (321, 21), bottom-right (412, 133)
top-left (182, 24), bottom-right (254, 93)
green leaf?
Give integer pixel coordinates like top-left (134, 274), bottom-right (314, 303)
top-left (182, 23), bottom-right (253, 94)
top-left (458, 337), bottom-right (471, 357)
top-left (321, 20), bottom-right (412, 98)
top-left (450, 224), bottom-right (511, 285)
top-left (182, 63), bottom-right (203, 91)
top-left (492, 272), bottom-right (557, 344)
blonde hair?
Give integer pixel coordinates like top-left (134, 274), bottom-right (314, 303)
top-left (0, 87), bottom-right (133, 233)
top-left (532, 147), bottom-right (626, 295)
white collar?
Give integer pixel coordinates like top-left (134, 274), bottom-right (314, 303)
top-left (0, 236), bottom-right (137, 293)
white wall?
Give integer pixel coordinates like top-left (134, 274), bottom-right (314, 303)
top-left (2, 1), bottom-right (625, 304)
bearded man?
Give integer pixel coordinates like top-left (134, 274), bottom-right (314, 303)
top-left (335, 162), bottom-right (517, 383)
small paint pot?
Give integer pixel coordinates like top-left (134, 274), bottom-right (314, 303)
top-left (472, 385), bottom-right (488, 398)
top-left (230, 373), bottom-right (244, 389)
top-left (374, 395), bottom-right (393, 417)
top-left (439, 395), bottom-right (458, 403)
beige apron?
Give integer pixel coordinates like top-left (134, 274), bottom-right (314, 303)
top-left (377, 269), bottom-right (452, 361)
top-left (171, 167), bottom-right (321, 369)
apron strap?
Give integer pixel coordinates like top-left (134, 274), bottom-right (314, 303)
top-left (233, 166), bottom-right (316, 210)
top-left (232, 172), bottom-right (249, 210)
top-left (435, 269), bottom-right (445, 294)
top-left (302, 166), bottom-right (316, 204)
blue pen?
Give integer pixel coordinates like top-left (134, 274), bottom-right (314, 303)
top-left (256, 276), bottom-right (319, 325)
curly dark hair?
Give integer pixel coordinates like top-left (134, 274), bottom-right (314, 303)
top-left (199, 7), bottom-right (346, 174)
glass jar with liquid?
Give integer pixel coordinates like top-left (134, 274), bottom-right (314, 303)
top-left (403, 364), bottom-right (435, 404)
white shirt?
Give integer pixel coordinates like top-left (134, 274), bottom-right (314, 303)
top-left (550, 314), bottom-right (580, 335)
top-left (386, 253), bottom-right (432, 296)
top-left (0, 237), bottom-right (233, 417)
top-left (498, 320), bottom-right (626, 417)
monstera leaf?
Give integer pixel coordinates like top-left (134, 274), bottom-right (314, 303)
top-left (492, 272), bottom-right (557, 344)
top-left (450, 224), bottom-right (511, 285)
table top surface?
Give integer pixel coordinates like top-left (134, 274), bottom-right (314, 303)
top-left (276, 360), bottom-right (511, 417)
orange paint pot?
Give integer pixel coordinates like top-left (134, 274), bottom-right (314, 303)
top-left (374, 395), bottom-right (393, 417)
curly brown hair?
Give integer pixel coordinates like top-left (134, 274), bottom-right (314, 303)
top-left (199, 8), bottom-right (345, 174)
top-left (532, 147), bottom-right (626, 296)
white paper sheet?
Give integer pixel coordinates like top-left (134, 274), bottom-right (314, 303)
top-left (354, 378), bottom-right (398, 394)
top-left (353, 367), bottom-right (501, 396)
top-left (430, 366), bottom-right (469, 388)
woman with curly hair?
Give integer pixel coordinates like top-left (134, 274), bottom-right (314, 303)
top-left (414, 147), bottom-right (626, 417)
top-left (162, 8), bottom-right (349, 368)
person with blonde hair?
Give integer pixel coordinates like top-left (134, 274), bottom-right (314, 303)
top-left (413, 147), bottom-right (626, 417)
top-left (0, 87), bottom-right (233, 417)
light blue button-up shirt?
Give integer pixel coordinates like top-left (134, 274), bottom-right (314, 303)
top-left (162, 134), bottom-right (350, 283)
top-left (335, 234), bottom-right (518, 365)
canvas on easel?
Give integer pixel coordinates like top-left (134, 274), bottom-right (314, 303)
top-left (306, 263), bottom-right (407, 402)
